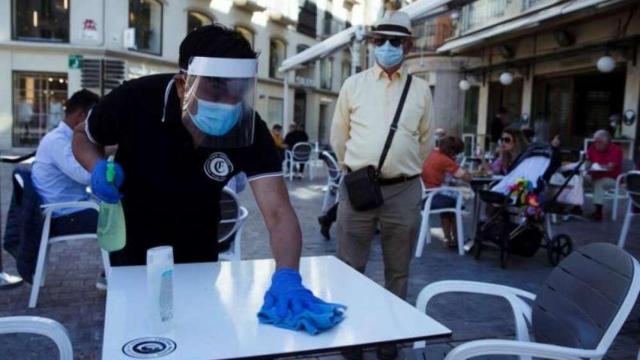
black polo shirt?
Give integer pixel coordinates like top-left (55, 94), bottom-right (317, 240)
top-left (86, 74), bottom-right (282, 266)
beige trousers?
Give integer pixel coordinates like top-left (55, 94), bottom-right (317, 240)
top-left (336, 178), bottom-right (422, 299)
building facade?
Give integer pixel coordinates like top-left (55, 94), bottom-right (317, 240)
top-left (0, 0), bottom-right (375, 150)
top-left (435, 0), bottom-right (640, 158)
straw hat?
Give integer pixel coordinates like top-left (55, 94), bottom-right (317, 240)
top-left (370, 11), bottom-right (413, 38)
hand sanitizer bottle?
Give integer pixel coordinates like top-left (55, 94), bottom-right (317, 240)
top-left (147, 246), bottom-right (175, 334)
top-left (97, 158), bottom-right (126, 252)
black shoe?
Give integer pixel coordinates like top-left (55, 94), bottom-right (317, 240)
top-left (341, 347), bottom-right (364, 360)
top-left (376, 344), bottom-right (398, 360)
top-left (318, 216), bottom-right (331, 240)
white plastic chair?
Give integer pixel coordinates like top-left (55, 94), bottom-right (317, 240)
top-left (319, 151), bottom-right (342, 213)
top-left (611, 164), bottom-right (638, 220)
top-left (288, 142), bottom-right (313, 181)
top-left (618, 171), bottom-right (640, 249)
top-left (0, 316), bottom-right (73, 359)
top-left (415, 186), bottom-right (469, 257)
top-left (414, 243), bottom-right (640, 360)
top-left (218, 188), bottom-right (249, 261)
top-left (12, 171), bottom-right (110, 308)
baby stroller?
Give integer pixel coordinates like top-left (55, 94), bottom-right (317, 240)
top-left (473, 144), bottom-right (579, 268)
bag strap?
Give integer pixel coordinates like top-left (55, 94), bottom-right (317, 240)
top-left (376, 75), bottom-right (413, 176)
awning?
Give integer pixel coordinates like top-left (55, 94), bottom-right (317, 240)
top-left (279, 27), bottom-right (361, 72)
top-left (437, 0), bottom-right (610, 53)
top-left (279, 0), bottom-right (454, 73)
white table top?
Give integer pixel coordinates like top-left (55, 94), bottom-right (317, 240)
top-left (102, 256), bottom-right (450, 360)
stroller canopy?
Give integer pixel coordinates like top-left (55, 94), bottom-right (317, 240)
top-left (492, 143), bottom-right (561, 195)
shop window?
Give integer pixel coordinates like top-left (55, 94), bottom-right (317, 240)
top-left (13, 72), bottom-right (68, 147)
top-left (320, 58), bottom-right (333, 90)
top-left (187, 11), bottom-right (213, 34)
top-left (463, 86), bottom-right (479, 134)
top-left (12, 0), bottom-right (70, 42)
top-left (268, 97), bottom-right (284, 128)
top-left (129, 0), bottom-right (163, 55)
top-left (235, 26), bottom-right (255, 49)
top-left (269, 39), bottom-right (287, 79)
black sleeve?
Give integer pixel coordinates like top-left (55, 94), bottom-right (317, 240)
top-left (86, 81), bottom-right (131, 146)
top-left (241, 114), bottom-right (283, 180)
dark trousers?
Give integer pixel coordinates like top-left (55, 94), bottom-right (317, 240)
top-left (50, 209), bottom-right (98, 236)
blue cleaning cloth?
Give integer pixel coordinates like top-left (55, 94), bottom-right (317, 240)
top-left (257, 269), bottom-right (346, 335)
top-left (91, 160), bottom-right (124, 203)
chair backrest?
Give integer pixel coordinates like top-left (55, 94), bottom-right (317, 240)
top-left (532, 243), bottom-right (639, 351)
top-left (218, 188), bottom-right (241, 243)
top-left (626, 171), bottom-right (640, 208)
top-left (291, 142), bottom-right (313, 161)
top-left (0, 316), bottom-right (73, 360)
top-left (320, 151), bottom-right (341, 181)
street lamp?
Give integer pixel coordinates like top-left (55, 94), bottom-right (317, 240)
top-left (459, 79), bottom-right (471, 91)
top-left (499, 71), bottom-right (513, 86)
top-left (597, 55), bottom-right (616, 73)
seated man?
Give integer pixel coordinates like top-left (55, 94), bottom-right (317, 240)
top-left (32, 89), bottom-right (104, 286)
top-left (585, 129), bottom-right (623, 221)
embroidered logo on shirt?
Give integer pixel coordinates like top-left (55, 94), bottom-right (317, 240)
top-left (204, 152), bottom-right (234, 181)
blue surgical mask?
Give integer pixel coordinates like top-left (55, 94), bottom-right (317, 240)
top-left (189, 99), bottom-right (243, 136)
top-left (374, 41), bottom-right (404, 69)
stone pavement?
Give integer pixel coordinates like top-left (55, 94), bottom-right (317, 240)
top-left (0, 162), bottom-right (638, 360)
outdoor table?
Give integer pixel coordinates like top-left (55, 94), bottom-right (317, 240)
top-left (467, 176), bottom-right (504, 251)
top-left (102, 255), bottom-right (451, 359)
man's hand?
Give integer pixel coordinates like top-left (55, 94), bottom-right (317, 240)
top-left (258, 269), bottom-right (346, 335)
top-left (91, 159), bottom-right (124, 203)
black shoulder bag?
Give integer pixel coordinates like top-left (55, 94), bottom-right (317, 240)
top-left (343, 75), bottom-right (413, 211)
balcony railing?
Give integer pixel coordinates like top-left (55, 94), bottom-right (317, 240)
top-left (459, 0), bottom-right (559, 34)
top-left (412, 22), bottom-right (454, 53)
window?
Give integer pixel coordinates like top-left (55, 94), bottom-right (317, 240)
top-left (187, 11), bottom-right (213, 34)
top-left (12, 0), bottom-right (70, 42)
top-left (129, 0), bottom-right (163, 55)
top-left (341, 61), bottom-right (351, 84)
top-left (267, 97), bottom-right (284, 128)
top-left (295, 45), bottom-right (315, 87)
top-left (235, 26), bottom-right (254, 49)
top-left (13, 72), bottom-right (68, 147)
top-left (320, 58), bottom-right (333, 90)
top-left (269, 39), bottom-right (287, 79)
top-left (297, 0), bottom-right (317, 38)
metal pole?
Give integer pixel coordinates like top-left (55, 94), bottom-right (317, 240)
top-left (283, 71), bottom-right (290, 132)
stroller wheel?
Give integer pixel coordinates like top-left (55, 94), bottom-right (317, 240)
top-left (547, 234), bottom-right (573, 266)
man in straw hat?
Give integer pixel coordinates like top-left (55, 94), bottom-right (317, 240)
top-left (330, 10), bottom-right (433, 359)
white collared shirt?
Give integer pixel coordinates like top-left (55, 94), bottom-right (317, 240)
top-left (32, 122), bottom-right (92, 216)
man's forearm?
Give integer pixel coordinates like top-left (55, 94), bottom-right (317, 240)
top-left (72, 121), bottom-right (105, 172)
top-left (250, 177), bottom-right (302, 270)
top-left (267, 205), bottom-right (302, 270)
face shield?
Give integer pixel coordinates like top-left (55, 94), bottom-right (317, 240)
top-left (182, 57), bottom-right (257, 148)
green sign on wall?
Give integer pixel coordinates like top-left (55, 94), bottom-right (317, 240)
top-left (69, 55), bottom-right (83, 69)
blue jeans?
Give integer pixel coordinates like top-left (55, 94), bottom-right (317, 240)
top-left (50, 209), bottom-right (98, 236)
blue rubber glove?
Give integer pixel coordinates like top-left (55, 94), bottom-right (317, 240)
top-left (91, 159), bottom-right (124, 204)
top-left (257, 269), bottom-right (346, 335)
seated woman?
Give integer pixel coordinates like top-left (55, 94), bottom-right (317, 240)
top-left (482, 128), bottom-right (530, 176)
top-left (421, 136), bottom-right (472, 248)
